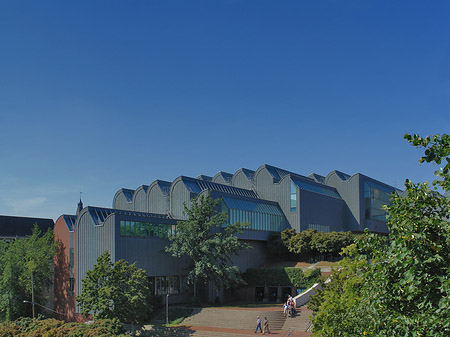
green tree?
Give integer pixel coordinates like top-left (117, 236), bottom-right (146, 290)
top-left (266, 229), bottom-right (296, 259)
top-left (287, 229), bottom-right (316, 257)
top-left (0, 225), bottom-right (56, 321)
top-left (165, 194), bottom-right (250, 297)
top-left (76, 251), bottom-right (151, 324)
top-left (309, 244), bottom-right (369, 336)
top-left (310, 133), bottom-right (450, 336)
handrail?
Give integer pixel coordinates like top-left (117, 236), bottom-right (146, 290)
top-left (283, 327), bottom-right (295, 337)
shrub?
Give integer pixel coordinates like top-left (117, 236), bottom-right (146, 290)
top-left (0, 318), bottom-right (128, 337)
top-left (243, 267), bottom-right (321, 288)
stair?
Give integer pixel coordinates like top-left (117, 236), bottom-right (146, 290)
top-left (282, 306), bottom-right (313, 333)
top-left (182, 307), bottom-right (286, 331)
top-left (143, 306), bottom-right (313, 337)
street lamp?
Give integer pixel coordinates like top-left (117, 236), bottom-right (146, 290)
top-left (166, 293), bottom-right (170, 325)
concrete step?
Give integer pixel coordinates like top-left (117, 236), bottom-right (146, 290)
top-left (282, 307), bottom-right (313, 332)
top-left (182, 308), bottom-right (286, 331)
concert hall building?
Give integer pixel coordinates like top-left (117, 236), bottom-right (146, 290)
top-left (54, 164), bottom-right (399, 320)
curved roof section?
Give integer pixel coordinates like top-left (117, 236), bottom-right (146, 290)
top-left (326, 170), bottom-right (351, 182)
top-left (83, 206), bottom-right (168, 226)
top-left (114, 188), bottom-right (135, 203)
top-left (196, 175), bottom-right (213, 181)
top-left (155, 180), bottom-right (171, 196)
top-left (233, 168), bottom-right (255, 181)
top-left (135, 185), bottom-right (149, 193)
top-left (308, 173), bottom-right (326, 184)
top-left (179, 176), bottom-right (258, 198)
top-left (62, 214), bottom-right (77, 232)
top-left (262, 164), bottom-right (292, 182)
top-left (213, 171), bottom-right (233, 184)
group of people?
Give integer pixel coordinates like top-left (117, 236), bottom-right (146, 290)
top-left (254, 316), bottom-right (270, 334)
top-left (254, 294), bottom-right (296, 333)
top-left (283, 295), bottom-right (296, 318)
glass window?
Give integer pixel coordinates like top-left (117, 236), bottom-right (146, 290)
top-left (69, 248), bottom-right (74, 269)
top-left (290, 182), bottom-right (297, 212)
top-left (69, 278), bottom-right (75, 296)
top-left (120, 221), bottom-right (126, 236)
top-left (143, 223), bottom-right (150, 237)
top-left (364, 181), bottom-right (392, 221)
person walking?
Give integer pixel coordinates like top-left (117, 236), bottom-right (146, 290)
top-left (263, 316), bottom-right (270, 334)
top-left (255, 316), bottom-right (262, 333)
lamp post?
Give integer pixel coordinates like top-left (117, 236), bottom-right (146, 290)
top-left (31, 272), bottom-right (35, 319)
top-left (166, 293), bottom-right (170, 325)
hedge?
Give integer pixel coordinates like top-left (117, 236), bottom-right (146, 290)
top-left (243, 267), bottom-right (321, 288)
top-left (0, 318), bottom-right (129, 337)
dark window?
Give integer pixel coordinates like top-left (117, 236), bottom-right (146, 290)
top-left (69, 278), bottom-right (75, 296)
top-left (69, 248), bottom-right (74, 269)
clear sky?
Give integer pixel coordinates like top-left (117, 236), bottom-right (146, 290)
top-left (1, 1), bottom-right (449, 221)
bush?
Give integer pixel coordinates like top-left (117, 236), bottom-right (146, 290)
top-left (243, 267), bottom-right (321, 288)
top-left (0, 318), bottom-right (128, 337)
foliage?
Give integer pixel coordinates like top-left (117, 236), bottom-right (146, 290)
top-left (152, 306), bottom-right (194, 326)
top-left (310, 133), bottom-right (450, 336)
top-left (0, 318), bottom-right (127, 337)
top-left (243, 267), bottom-right (320, 288)
top-left (0, 225), bottom-right (57, 321)
top-left (267, 228), bottom-right (355, 261)
top-left (165, 194), bottom-right (251, 295)
top-left (76, 251), bottom-right (152, 324)
top-left (404, 133), bottom-right (450, 190)
top-left (266, 231), bottom-right (293, 259)
top-left (309, 244), bottom-right (369, 336)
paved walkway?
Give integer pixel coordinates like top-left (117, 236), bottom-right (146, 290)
top-left (154, 305), bottom-right (312, 336)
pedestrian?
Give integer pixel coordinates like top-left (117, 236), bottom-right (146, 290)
top-left (263, 316), bottom-right (270, 334)
top-left (255, 316), bottom-right (262, 333)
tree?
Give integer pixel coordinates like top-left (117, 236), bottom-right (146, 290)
top-left (310, 133), bottom-right (450, 336)
top-left (76, 251), bottom-right (151, 324)
top-left (165, 194), bottom-right (251, 297)
top-left (272, 229), bottom-right (355, 261)
top-left (308, 244), bottom-right (369, 336)
top-left (287, 229), bottom-right (316, 257)
top-left (0, 225), bottom-right (56, 321)
top-left (266, 231), bottom-right (294, 259)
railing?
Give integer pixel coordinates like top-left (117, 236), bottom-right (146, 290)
top-left (282, 327), bottom-right (295, 337)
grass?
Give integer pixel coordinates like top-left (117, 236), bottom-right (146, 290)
top-left (315, 260), bottom-right (342, 268)
top-left (152, 306), bottom-right (194, 326)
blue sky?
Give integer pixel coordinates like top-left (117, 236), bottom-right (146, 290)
top-left (1, 1), bottom-right (449, 221)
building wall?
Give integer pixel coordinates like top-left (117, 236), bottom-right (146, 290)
top-left (231, 240), bottom-right (271, 272)
top-left (212, 172), bottom-right (232, 185)
top-left (113, 189), bottom-right (134, 210)
top-left (115, 217), bottom-right (186, 276)
top-left (232, 169), bottom-right (255, 190)
top-left (254, 167), bottom-right (300, 231)
top-left (148, 181), bottom-right (170, 215)
top-left (298, 189), bottom-right (345, 232)
top-left (325, 172), bottom-right (361, 231)
top-left (133, 185), bottom-right (148, 212)
top-left (170, 178), bottom-right (193, 219)
top-left (53, 216), bottom-right (76, 321)
top-left (75, 210), bottom-right (116, 311)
